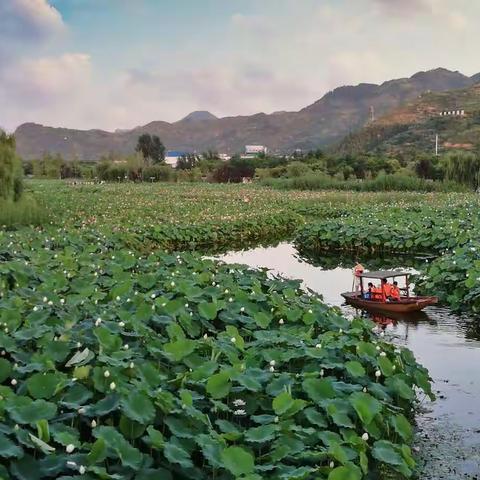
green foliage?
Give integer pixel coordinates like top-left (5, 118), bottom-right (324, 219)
top-left (0, 131), bottom-right (23, 202)
top-left (135, 133), bottom-right (166, 164)
top-left (295, 197), bottom-right (477, 255)
top-left (443, 152), bottom-right (480, 190)
top-left (262, 173), bottom-right (465, 193)
top-left (0, 234), bottom-right (432, 478)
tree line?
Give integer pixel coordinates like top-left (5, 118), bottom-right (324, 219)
top-left (13, 131), bottom-right (480, 190)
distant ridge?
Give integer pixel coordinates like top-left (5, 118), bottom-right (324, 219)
top-left (14, 68), bottom-right (480, 160)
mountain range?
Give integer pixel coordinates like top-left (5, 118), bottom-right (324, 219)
top-left (13, 68), bottom-right (480, 160)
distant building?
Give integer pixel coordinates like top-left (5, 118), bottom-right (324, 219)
top-left (218, 153), bottom-right (231, 161)
top-left (439, 109), bottom-right (465, 117)
top-left (165, 150), bottom-right (188, 167)
top-left (245, 145), bottom-right (267, 155)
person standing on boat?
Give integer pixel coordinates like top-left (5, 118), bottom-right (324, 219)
top-left (353, 263), bottom-right (364, 292)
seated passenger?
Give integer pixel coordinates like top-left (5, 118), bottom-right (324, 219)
top-left (363, 282), bottom-right (374, 299)
top-left (381, 278), bottom-right (393, 298)
top-left (371, 285), bottom-right (385, 301)
top-left (390, 281), bottom-right (401, 301)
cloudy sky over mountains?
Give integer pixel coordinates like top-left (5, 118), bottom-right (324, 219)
top-left (0, 0), bottom-right (477, 131)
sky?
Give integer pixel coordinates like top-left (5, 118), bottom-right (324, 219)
top-left (0, 0), bottom-right (478, 132)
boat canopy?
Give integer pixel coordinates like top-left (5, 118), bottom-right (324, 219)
top-left (357, 270), bottom-right (411, 280)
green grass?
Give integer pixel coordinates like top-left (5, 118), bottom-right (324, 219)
top-left (261, 174), bottom-right (466, 193)
top-left (0, 195), bottom-right (48, 227)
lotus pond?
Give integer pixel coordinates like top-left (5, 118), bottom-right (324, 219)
top-left (2, 181), bottom-right (480, 479)
top-left (0, 230), bottom-right (432, 479)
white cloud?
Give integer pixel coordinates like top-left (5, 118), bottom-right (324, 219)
top-left (0, 0), bottom-right (65, 43)
top-left (0, 53), bottom-right (92, 129)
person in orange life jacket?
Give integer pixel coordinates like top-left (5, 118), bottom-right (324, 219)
top-left (371, 285), bottom-right (384, 301)
top-left (389, 281), bottom-right (401, 301)
top-left (381, 278), bottom-right (393, 300)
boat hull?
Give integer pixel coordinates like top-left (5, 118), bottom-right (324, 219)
top-left (341, 292), bottom-right (438, 313)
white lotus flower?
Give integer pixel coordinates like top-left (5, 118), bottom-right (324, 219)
top-left (269, 360), bottom-right (276, 366)
top-left (279, 318), bottom-right (284, 325)
top-left (329, 461), bottom-right (335, 468)
top-left (66, 444), bottom-right (75, 453)
top-left (170, 281), bottom-right (175, 287)
top-left (119, 322), bottom-right (125, 327)
top-left (79, 465), bottom-right (86, 474)
top-left (228, 297), bottom-right (233, 302)
top-left (78, 408), bottom-right (85, 414)
top-left (104, 370), bottom-right (110, 378)
top-left (230, 337), bottom-right (236, 343)
top-left (362, 432), bottom-right (369, 441)
top-left (203, 334), bottom-right (208, 340)
top-left (123, 344), bottom-right (129, 350)
top-left (375, 370), bottom-right (381, 378)
top-left (240, 307), bottom-right (245, 312)
top-left (320, 369), bottom-right (325, 377)
top-left (233, 399), bottom-right (246, 407)
top-left (43, 297), bottom-right (47, 303)
top-left (91, 420), bottom-right (97, 428)
top-left (11, 379), bottom-right (17, 386)
top-left (233, 409), bottom-right (246, 416)
top-left (109, 382), bottom-right (116, 390)
top-left (362, 387), bottom-right (367, 393)
top-left (315, 343), bottom-right (322, 349)
top-left (308, 309), bottom-right (313, 314)
top-left (129, 362), bottom-right (134, 369)
top-left (269, 366), bottom-right (275, 372)
top-left (380, 351), bottom-right (386, 357)
top-left (33, 306), bottom-right (38, 311)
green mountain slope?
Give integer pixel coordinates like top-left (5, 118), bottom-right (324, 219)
top-left (336, 84), bottom-right (480, 156)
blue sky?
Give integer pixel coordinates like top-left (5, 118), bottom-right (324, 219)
top-left (1, 0), bottom-right (479, 131)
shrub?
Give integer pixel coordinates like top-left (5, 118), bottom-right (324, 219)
top-left (141, 165), bottom-right (175, 182)
top-left (0, 135), bottom-right (23, 202)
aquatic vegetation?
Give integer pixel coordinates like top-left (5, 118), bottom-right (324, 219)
top-left (0, 231), bottom-right (433, 479)
top-left (295, 201), bottom-right (480, 255)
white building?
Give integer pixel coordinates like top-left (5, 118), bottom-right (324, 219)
top-left (165, 150), bottom-right (188, 167)
top-left (245, 145), bottom-right (267, 155)
top-left (439, 110), bottom-right (465, 117)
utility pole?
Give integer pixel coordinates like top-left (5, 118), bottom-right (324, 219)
top-left (369, 106), bottom-right (375, 123)
top-left (435, 133), bottom-right (439, 156)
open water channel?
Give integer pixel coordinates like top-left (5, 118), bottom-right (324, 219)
top-left (217, 242), bottom-right (480, 479)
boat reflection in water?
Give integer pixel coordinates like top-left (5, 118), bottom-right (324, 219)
top-left (354, 308), bottom-right (434, 340)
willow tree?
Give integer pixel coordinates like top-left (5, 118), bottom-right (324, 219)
top-left (443, 152), bottom-right (480, 190)
top-left (0, 130), bottom-right (23, 201)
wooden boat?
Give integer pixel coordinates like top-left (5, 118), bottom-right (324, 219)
top-left (341, 270), bottom-right (438, 314)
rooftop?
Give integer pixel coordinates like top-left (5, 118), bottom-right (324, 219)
top-left (358, 270), bottom-right (411, 279)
